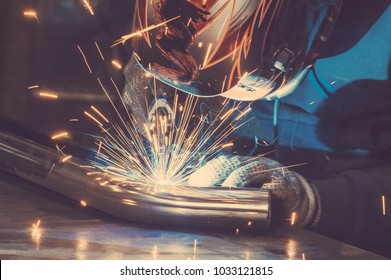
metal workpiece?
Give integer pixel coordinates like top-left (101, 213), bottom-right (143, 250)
top-left (0, 130), bottom-right (271, 231)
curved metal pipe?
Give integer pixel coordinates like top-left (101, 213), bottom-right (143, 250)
top-left (0, 130), bottom-right (271, 230)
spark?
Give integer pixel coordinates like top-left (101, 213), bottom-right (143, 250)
top-left (382, 195), bottom-right (386, 216)
top-left (235, 228), bottom-right (240, 236)
top-left (39, 92), bottom-right (58, 99)
top-left (69, 118), bottom-right (79, 122)
top-left (51, 131), bottom-right (69, 140)
top-left (94, 42), bottom-right (105, 60)
top-left (198, 42), bottom-right (203, 48)
top-left (81, 166), bottom-right (96, 169)
top-left (203, 43), bottom-right (213, 68)
top-left (56, 144), bottom-right (66, 155)
top-left (291, 212), bottom-right (296, 225)
top-left (86, 89), bottom-right (248, 189)
top-left (133, 52), bottom-right (141, 61)
top-left (152, 245), bottom-right (158, 259)
top-left (87, 171), bottom-right (101, 175)
top-left (111, 60), bottom-right (122, 70)
top-left (82, 0), bottom-right (94, 15)
top-left (31, 220), bottom-right (42, 250)
top-left (221, 143), bottom-right (234, 149)
top-left (33, 220), bottom-right (41, 229)
top-left (97, 141), bottom-right (102, 157)
top-left (113, 16), bottom-right (181, 46)
top-left (61, 155), bottom-right (72, 163)
top-left (221, 75), bottom-right (227, 93)
top-left (77, 45), bottom-right (92, 74)
top-left (302, 253), bottom-right (306, 260)
top-left (247, 221), bottom-right (252, 226)
top-left (28, 85), bottom-right (39, 89)
top-left (193, 239), bottom-right (197, 254)
top-left (23, 10), bottom-right (39, 22)
top-left (91, 106), bottom-right (109, 123)
top-left (216, 14), bottom-right (230, 42)
top-left (49, 163), bottom-right (55, 174)
top-left (31, 219), bottom-right (42, 248)
top-left (80, 200), bottom-right (87, 207)
top-left (220, 108), bottom-right (235, 121)
top-left (187, 18), bottom-right (192, 27)
top-left (84, 111), bottom-right (104, 127)
top-left (234, 107), bottom-right (252, 121)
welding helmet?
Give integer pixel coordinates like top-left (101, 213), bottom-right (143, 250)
top-left (129, 0), bottom-right (342, 101)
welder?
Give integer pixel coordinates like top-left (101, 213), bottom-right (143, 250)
top-left (121, 0), bottom-right (391, 256)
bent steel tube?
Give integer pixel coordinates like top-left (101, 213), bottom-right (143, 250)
top-left (0, 130), bottom-right (271, 230)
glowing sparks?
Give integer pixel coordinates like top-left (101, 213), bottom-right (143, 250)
top-left (193, 239), bottom-right (197, 254)
top-left (69, 118), bottom-right (79, 122)
top-left (382, 195), bottom-right (386, 216)
top-left (91, 106), bottom-right (109, 123)
top-left (113, 16), bottom-right (181, 46)
top-left (28, 85), bottom-right (39, 90)
top-left (133, 52), bottom-right (141, 61)
top-left (247, 221), bottom-right (252, 226)
top-left (96, 141), bottom-right (102, 157)
top-left (291, 212), bottom-right (296, 226)
top-left (49, 163), bottom-right (55, 174)
top-left (95, 42), bottom-right (105, 61)
top-left (221, 143), bottom-right (234, 149)
top-left (80, 200), bottom-right (88, 207)
top-left (82, 0), bottom-right (94, 15)
top-left (77, 45), bottom-right (92, 74)
top-left (31, 219), bottom-right (42, 248)
top-left (203, 43), bottom-right (213, 68)
top-left (51, 131), bottom-right (69, 140)
top-left (302, 253), bottom-right (306, 260)
top-left (39, 92), bottom-right (58, 99)
top-left (221, 75), bottom-right (227, 93)
top-left (235, 228), bottom-right (240, 236)
top-left (198, 42), bottom-right (203, 48)
top-left (61, 155), bottom-right (73, 163)
top-left (217, 14), bottom-right (230, 42)
top-left (33, 219), bottom-right (41, 229)
top-left (23, 10), bottom-right (39, 22)
top-left (152, 245), bottom-right (158, 259)
top-left (84, 111), bottom-right (104, 127)
top-left (111, 60), bottom-right (122, 70)
top-left (220, 108), bottom-right (234, 121)
top-left (86, 87), bottom-right (248, 189)
top-left (187, 18), bottom-right (192, 27)
top-left (235, 107), bottom-right (252, 121)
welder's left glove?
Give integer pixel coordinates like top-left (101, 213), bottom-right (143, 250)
top-left (188, 155), bottom-right (319, 227)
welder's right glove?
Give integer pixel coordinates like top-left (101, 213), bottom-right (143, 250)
top-left (188, 155), bottom-right (320, 227)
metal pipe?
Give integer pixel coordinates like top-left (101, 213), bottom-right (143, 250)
top-left (0, 129), bottom-right (271, 230)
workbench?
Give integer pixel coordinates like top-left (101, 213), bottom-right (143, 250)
top-left (0, 170), bottom-right (385, 260)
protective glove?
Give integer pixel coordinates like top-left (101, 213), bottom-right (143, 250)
top-left (188, 155), bottom-right (320, 227)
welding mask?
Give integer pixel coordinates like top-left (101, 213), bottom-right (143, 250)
top-left (129, 0), bottom-right (342, 101)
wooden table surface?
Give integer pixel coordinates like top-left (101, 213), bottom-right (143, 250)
top-left (0, 170), bottom-right (385, 260)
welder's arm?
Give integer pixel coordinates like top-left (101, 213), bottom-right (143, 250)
top-left (188, 155), bottom-right (319, 227)
top-left (311, 166), bottom-right (391, 244)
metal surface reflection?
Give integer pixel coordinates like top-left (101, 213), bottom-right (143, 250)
top-left (0, 129), bottom-right (271, 231)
